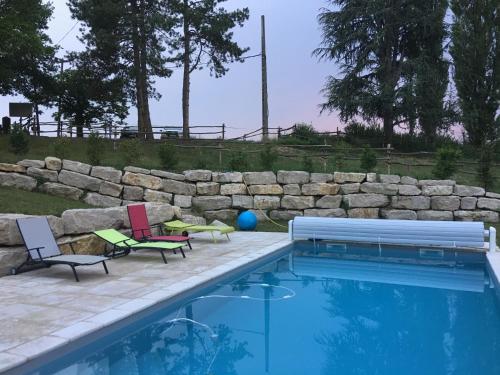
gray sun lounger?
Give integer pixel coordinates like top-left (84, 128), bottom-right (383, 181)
top-left (14, 217), bottom-right (109, 282)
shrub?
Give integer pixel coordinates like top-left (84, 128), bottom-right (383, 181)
top-left (259, 144), bottom-right (278, 170)
top-left (278, 123), bottom-right (322, 145)
top-left (86, 132), bottom-right (105, 165)
top-left (302, 155), bottom-right (313, 172)
top-left (228, 151), bottom-right (248, 171)
top-left (477, 145), bottom-right (495, 190)
top-left (120, 139), bottom-right (144, 166)
top-left (52, 136), bottom-right (72, 159)
top-left (158, 143), bottom-right (179, 170)
top-left (194, 153), bottom-right (208, 169)
top-left (360, 147), bottom-right (378, 172)
top-left (432, 146), bottom-right (461, 179)
top-left (9, 125), bottom-right (30, 155)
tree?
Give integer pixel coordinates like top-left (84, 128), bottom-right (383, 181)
top-left (68, 0), bottom-right (174, 140)
top-left (450, 0), bottom-right (499, 146)
top-left (57, 53), bottom-right (128, 137)
top-left (0, 0), bottom-right (55, 96)
top-left (168, 0), bottom-right (249, 138)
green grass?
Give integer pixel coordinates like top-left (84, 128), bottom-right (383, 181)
top-left (0, 186), bottom-right (92, 216)
top-left (1, 135), bottom-right (499, 192)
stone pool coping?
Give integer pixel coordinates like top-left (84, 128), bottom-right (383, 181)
top-left (0, 231), bottom-right (291, 374)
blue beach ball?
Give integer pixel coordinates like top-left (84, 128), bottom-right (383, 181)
top-left (237, 210), bottom-right (258, 231)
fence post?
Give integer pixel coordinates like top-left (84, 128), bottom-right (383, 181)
top-left (222, 123), bottom-right (225, 140)
top-left (277, 127), bottom-right (281, 138)
top-left (386, 144), bottom-right (391, 174)
top-left (218, 142), bottom-right (223, 170)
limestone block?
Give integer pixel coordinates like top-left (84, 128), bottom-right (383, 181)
top-left (174, 195), bottom-right (192, 208)
top-left (302, 183), bottom-right (340, 196)
top-left (184, 170), bottom-right (212, 182)
top-left (398, 185), bottom-right (421, 196)
top-left (460, 197), bottom-right (477, 210)
top-left (270, 210), bottom-right (303, 221)
top-left (340, 183), bottom-right (360, 194)
top-left (283, 184), bottom-right (301, 195)
top-left (212, 172), bottom-right (243, 183)
top-left (0, 214), bottom-right (64, 245)
top-left (304, 208), bottom-right (347, 218)
top-left (123, 186), bottom-right (144, 201)
top-left (401, 176), bottom-right (418, 185)
top-left (99, 181), bottom-right (123, 197)
top-left (58, 170), bottom-right (102, 192)
top-left (91, 166), bottom-right (122, 184)
top-left (151, 170), bottom-right (185, 181)
top-left (379, 174), bottom-right (401, 184)
top-left (242, 172), bottom-right (276, 185)
top-left (454, 210), bottom-right (499, 223)
top-left (380, 209), bottom-right (417, 220)
top-left (124, 166), bottom-right (150, 174)
top-left (192, 196), bottom-right (232, 211)
top-left (220, 183), bottom-right (247, 195)
top-left (0, 247), bottom-right (26, 276)
top-left (162, 179), bottom-right (197, 195)
top-left (122, 172), bottom-right (162, 190)
top-left (310, 173), bottom-right (333, 183)
top-left (0, 172), bottom-right (37, 191)
top-left (143, 189), bottom-right (173, 203)
top-left (62, 160), bottom-right (91, 174)
top-left (281, 195), bottom-right (315, 209)
top-left (277, 170), bottom-right (310, 184)
top-left (62, 207), bottom-right (126, 234)
top-left (418, 179), bottom-right (455, 186)
top-left (348, 208), bottom-right (379, 219)
top-left (417, 210), bottom-right (454, 221)
top-left (431, 196), bottom-right (460, 211)
top-left (0, 163), bottom-right (26, 173)
top-left (344, 194), bottom-right (390, 208)
top-left (39, 182), bottom-right (84, 201)
top-left (44, 157), bottom-right (62, 171)
top-left (197, 182), bottom-right (220, 195)
top-left (83, 192), bottom-right (122, 208)
top-left (477, 198), bottom-right (500, 212)
top-left (486, 192), bottom-right (500, 199)
top-left (248, 184), bottom-right (283, 195)
top-left (27, 167), bottom-right (58, 182)
top-left (232, 195), bottom-right (254, 209)
top-left (204, 209), bottom-right (238, 222)
top-left (360, 183), bottom-right (398, 195)
top-left (254, 195), bottom-right (281, 210)
top-left (17, 159), bottom-right (45, 168)
top-left (316, 195), bottom-right (342, 209)
top-left (333, 172), bottom-right (366, 183)
top-left (58, 234), bottom-right (105, 256)
top-left (422, 185), bottom-right (453, 196)
top-left (391, 196), bottom-right (431, 210)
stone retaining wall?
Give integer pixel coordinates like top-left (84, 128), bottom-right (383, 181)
top-left (1, 157), bottom-right (500, 224)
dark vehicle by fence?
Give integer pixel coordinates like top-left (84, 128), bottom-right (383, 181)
top-left (120, 126), bottom-right (139, 139)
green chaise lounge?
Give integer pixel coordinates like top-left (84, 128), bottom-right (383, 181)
top-left (164, 220), bottom-right (235, 243)
top-left (94, 229), bottom-right (186, 264)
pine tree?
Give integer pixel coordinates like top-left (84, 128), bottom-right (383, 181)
top-left (450, 0), bottom-right (499, 146)
top-left (68, 0), bottom-right (175, 140)
top-left (168, 0), bottom-right (249, 139)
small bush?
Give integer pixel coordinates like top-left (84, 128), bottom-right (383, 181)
top-left (477, 145), bottom-right (495, 190)
top-left (432, 146), bottom-right (461, 179)
top-left (120, 139), bottom-right (144, 166)
top-left (9, 125), bottom-right (30, 155)
top-left (158, 143), bottom-right (179, 170)
top-left (52, 137), bottom-right (72, 159)
top-left (228, 151), bottom-right (249, 171)
top-left (86, 132), bottom-right (105, 165)
top-left (302, 155), bottom-right (313, 172)
top-left (194, 154), bottom-right (208, 169)
top-left (259, 144), bottom-right (278, 170)
top-left (360, 147), bottom-right (377, 172)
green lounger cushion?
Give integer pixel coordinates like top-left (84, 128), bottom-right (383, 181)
top-left (164, 220), bottom-right (235, 234)
top-left (94, 229), bottom-right (184, 250)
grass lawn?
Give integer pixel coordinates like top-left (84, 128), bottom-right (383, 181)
top-left (0, 186), bottom-right (92, 216)
top-left (1, 135), bottom-right (498, 192)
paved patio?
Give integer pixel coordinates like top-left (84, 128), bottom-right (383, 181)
top-left (0, 231), bottom-right (290, 373)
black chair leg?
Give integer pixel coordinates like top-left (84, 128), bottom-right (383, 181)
top-left (187, 240), bottom-right (192, 250)
top-left (102, 261), bottom-right (109, 274)
top-left (179, 247), bottom-right (186, 258)
top-left (70, 265), bottom-right (80, 282)
top-left (160, 250), bottom-right (168, 264)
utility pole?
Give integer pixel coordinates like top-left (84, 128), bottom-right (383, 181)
top-left (261, 15), bottom-right (269, 142)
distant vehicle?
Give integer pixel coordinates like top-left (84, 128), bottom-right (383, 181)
top-left (160, 130), bottom-right (180, 140)
top-left (120, 126), bottom-right (139, 139)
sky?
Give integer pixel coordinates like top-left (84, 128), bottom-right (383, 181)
top-left (0, 0), bottom-right (343, 139)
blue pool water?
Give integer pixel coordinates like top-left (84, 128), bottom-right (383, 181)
top-left (26, 243), bottom-right (500, 375)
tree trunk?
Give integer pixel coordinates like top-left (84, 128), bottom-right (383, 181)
top-left (75, 112), bottom-right (84, 138)
top-left (182, 0), bottom-right (191, 139)
top-left (138, 0), bottom-right (153, 140)
top-left (131, 0), bottom-right (144, 138)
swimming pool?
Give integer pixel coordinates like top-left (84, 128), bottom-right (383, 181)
top-left (16, 242), bottom-right (500, 375)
